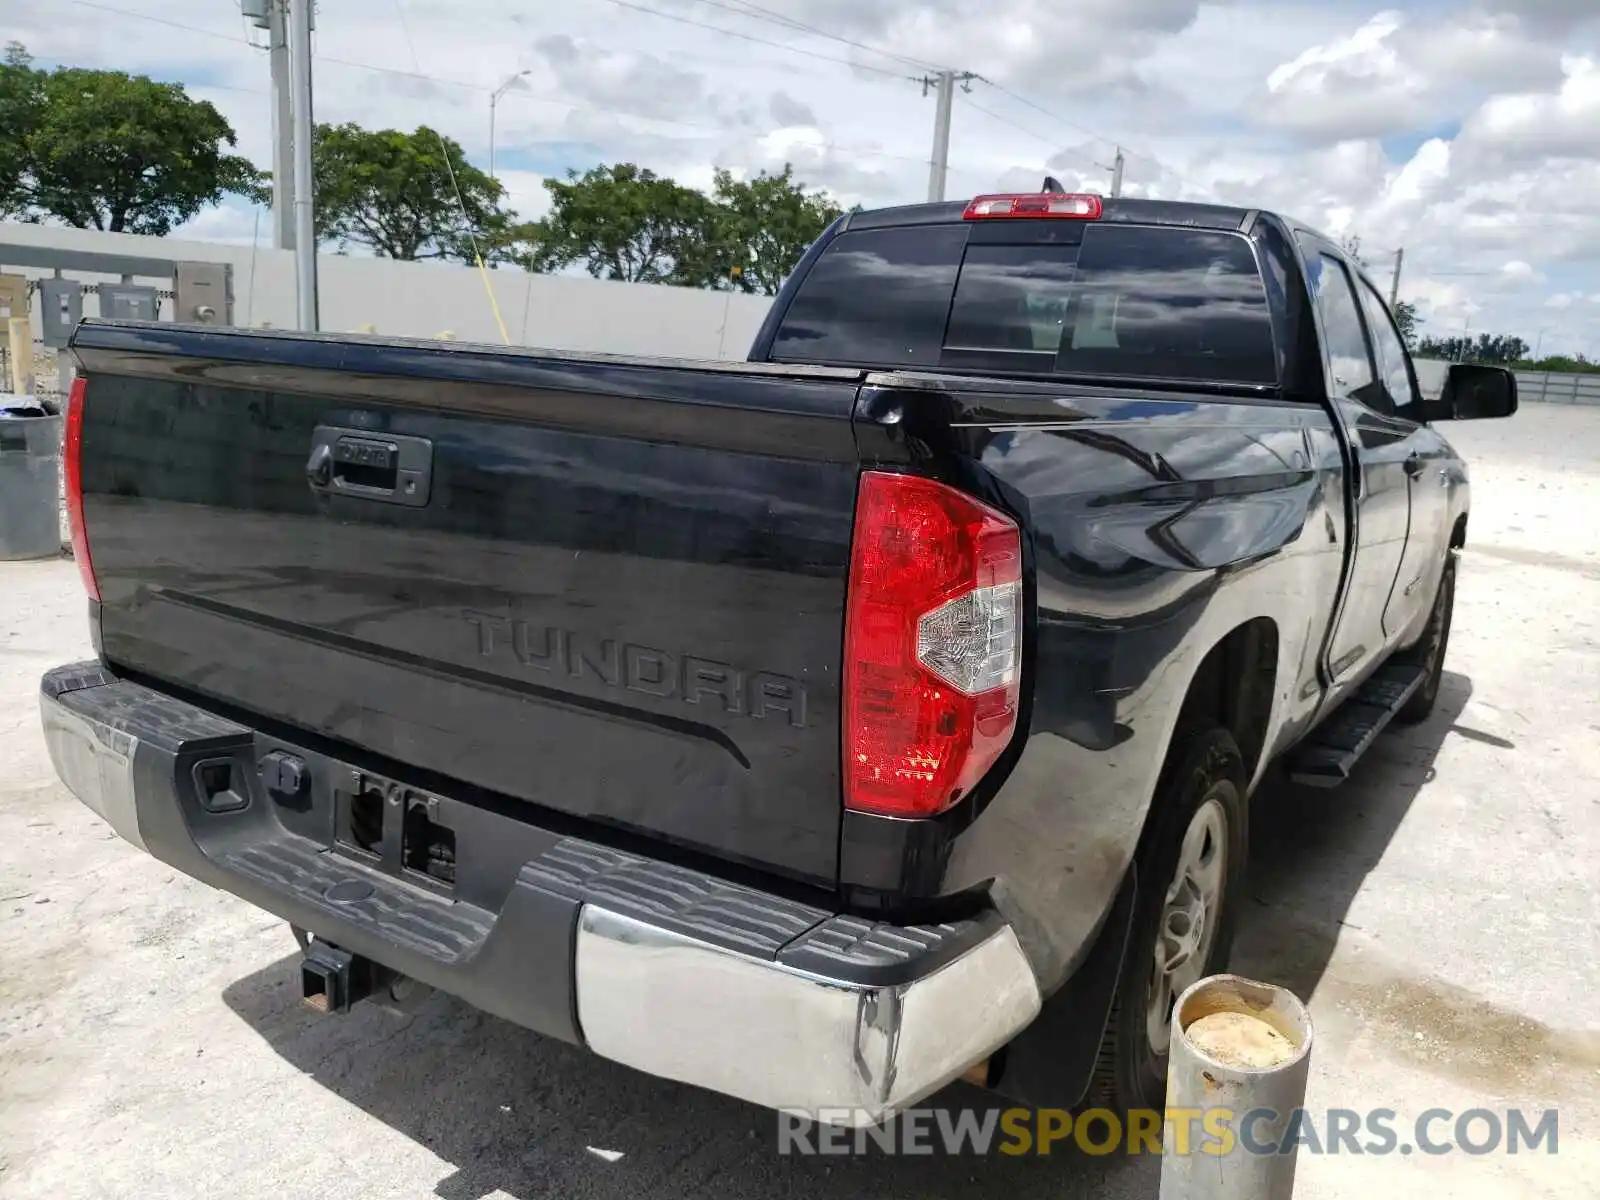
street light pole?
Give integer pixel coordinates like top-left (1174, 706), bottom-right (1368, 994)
top-left (288, 0), bottom-right (317, 330)
top-left (489, 70), bottom-right (530, 182)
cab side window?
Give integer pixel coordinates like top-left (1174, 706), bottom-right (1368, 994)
top-left (1307, 254), bottom-right (1378, 405)
top-left (1357, 281), bottom-right (1421, 417)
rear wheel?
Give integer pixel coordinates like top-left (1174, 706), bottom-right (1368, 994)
top-left (1088, 727), bottom-right (1248, 1112)
top-left (1394, 551), bottom-right (1456, 726)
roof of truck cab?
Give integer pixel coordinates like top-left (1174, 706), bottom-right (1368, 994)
top-left (841, 196), bottom-right (1267, 233)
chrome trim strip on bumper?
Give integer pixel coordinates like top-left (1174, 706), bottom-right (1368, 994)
top-left (575, 906), bottom-right (1042, 1125)
top-left (41, 692), bottom-right (147, 852)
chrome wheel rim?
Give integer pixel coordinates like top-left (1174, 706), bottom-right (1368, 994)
top-left (1146, 794), bottom-right (1228, 1057)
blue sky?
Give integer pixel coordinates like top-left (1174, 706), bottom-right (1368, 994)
top-left (6, 0), bottom-right (1600, 356)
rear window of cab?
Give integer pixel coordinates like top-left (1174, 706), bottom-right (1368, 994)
top-left (771, 221), bottom-right (1278, 386)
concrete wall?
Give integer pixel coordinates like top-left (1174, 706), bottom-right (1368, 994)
top-left (0, 222), bottom-right (775, 360)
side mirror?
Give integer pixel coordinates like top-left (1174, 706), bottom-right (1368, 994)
top-left (1423, 363), bottom-right (1518, 421)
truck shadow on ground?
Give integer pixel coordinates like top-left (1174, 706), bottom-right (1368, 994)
top-left (220, 958), bottom-right (1160, 1200)
top-left (219, 671), bottom-right (1478, 1200)
top-left (1232, 669), bottom-right (1476, 1001)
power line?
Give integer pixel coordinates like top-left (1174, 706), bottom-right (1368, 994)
top-left (957, 91), bottom-right (1223, 203)
top-left (600, 0), bottom-right (914, 79)
top-left (977, 79), bottom-right (1202, 189)
top-left (638, 0), bottom-right (1200, 200)
top-left (315, 51), bottom-right (937, 167)
top-left (955, 95), bottom-right (1104, 174)
top-left (692, 0), bottom-right (946, 74)
top-left (56, 0), bottom-right (935, 169)
top-left (982, 81), bottom-right (1135, 160)
top-left (389, 0), bottom-right (508, 343)
top-left (69, 0), bottom-right (254, 46)
top-left (971, 79), bottom-right (1239, 204)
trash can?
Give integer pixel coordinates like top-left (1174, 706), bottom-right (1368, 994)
top-left (0, 399), bottom-right (64, 560)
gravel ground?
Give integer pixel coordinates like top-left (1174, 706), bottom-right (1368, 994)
top-left (1, 404), bottom-right (1597, 1199)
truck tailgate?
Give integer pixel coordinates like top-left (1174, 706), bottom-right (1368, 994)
top-left (71, 325), bottom-right (864, 885)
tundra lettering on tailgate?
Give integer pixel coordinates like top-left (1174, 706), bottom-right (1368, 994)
top-left (464, 610), bottom-right (807, 728)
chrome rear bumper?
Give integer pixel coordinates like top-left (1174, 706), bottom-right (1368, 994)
top-left (576, 907), bottom-right (1041, 1121)
top-left (41, 662), bottom-right (1042, 1125)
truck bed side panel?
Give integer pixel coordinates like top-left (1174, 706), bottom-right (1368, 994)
top-left (850, 379), bottom-right (1348, 986)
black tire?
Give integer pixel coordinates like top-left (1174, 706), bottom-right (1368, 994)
top-left (1087, 726), bottom-right (1248, 1113)
top-left (1394, 551), bottom-right (1456, 726)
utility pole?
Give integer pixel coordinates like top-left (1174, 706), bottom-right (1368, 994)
top-left (1110, 147), bottom-right (1125, 198)
top-left (288, 0), bottom-right (318, 330)
top-left (1389, 247), bottom-right (1404, 309)
top-left (242, 0), bottom-right (295, 249)
top-left (267, 0), bottom-right (295, 250)
top-left (921, 70), bottom-right (975, 202)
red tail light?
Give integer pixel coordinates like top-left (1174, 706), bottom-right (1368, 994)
top-left (843, 472), bottom-right (1023, 818)
top-left (64, 377), bottom-right (99, 601)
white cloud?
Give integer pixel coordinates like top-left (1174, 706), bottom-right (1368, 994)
top-left (1263, 11), bottom-right (1421, 141)
top-left (768, 91), bottom-right (818, 129)
top-left (1455, 55), bottom-right (1600, 167)
top-left (494, 170), bottom-right (553, 221)
top-left (532, 34), bottom-right (706, 122)
top-left (4, 0), bottom-right (1597, 352)
top-left (1259, 9), bottom-right (1562, 144)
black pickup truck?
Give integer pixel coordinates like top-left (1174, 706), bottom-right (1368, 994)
top-left (41, 190), bottom-right (1515, 1123)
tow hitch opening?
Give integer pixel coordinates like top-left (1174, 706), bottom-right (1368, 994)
top-left (300, 940), bottom-right (376, 1014)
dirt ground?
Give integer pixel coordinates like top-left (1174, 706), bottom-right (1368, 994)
top-left (1, 403), bottom-right (1596, 1199)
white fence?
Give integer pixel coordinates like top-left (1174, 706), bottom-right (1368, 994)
top-left (1412, 358), bottom-right (1598, 408)
top-left (1513, 371), bottom-right (1600, 407)
top-left (0, 222), bottom-right (775, 361)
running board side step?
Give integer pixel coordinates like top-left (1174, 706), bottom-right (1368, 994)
top-left (1286, 662), bottom-right (1429, 787)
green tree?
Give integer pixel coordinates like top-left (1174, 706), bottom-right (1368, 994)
top-left (313, 123), bottom-right (513, 262)
top-left (0, 46), bottom-right (263, 233)
top-left (1474, 332), bottom-right (1528, 364)
top-left (525, 163), bottom-right (719, 285)
top-left (0, 43), bottom-right (43, 218)
top-left (1417, 335), bottom-right (1467, 361)
top-left (1521, 354), bottom-right (1600, 374)
top-left (1416, 332), bottom-right (1529, 365)
top-left (708, 165), bottom-right (843, 295)
top-left (1393, 299), bottom-right (1419, 349)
